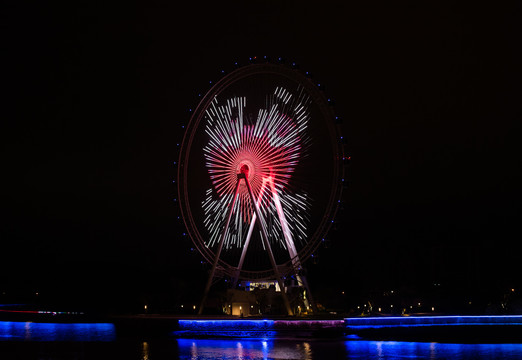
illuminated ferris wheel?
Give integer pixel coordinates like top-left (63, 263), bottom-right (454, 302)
top-left (178, 60), bottom-right (345, 315)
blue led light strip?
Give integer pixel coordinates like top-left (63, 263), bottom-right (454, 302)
top-left (179, 320), bottom-right (275, 331)
top-left (345, 315), bottom-right (522, 329)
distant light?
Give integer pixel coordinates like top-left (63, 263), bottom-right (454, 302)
top-left (181, 305), bottom-right (184, 308)
top-left (357, 306), bottom-right (360, 309)
top-left (378, 307), bottom-right (381, 312)
top-left (341, 291), bottom-right (345, 295)
top-left (418, 302), bottom-right (421, 306)
top-left (390, 304), bottom-right (393, 308)
top-left (193, 305), bottom-right (196, 310)
top-left (432, 307), bottom-right (435, 311)
top-left (512, 289), bottom-right (515, 292)
top-left (144, 305), bottom-right (147, 310)
top-left (209, 81), bottom-right (212, 84)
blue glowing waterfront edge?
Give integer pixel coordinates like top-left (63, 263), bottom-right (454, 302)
top-left (0, 321), bottom-right (116, 341)
top-left (344, 315), bottom-right (522, 328)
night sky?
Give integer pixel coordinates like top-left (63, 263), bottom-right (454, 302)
top-left (2, 1), bottom-right (521, 312)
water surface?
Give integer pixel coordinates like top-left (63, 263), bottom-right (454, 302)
top-left (177, 338), bottom-right (522, 360)
top-left (2, 321), bottom-right (522, 359)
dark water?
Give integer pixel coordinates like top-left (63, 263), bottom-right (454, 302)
top-left (2, 321), bottom-right (522, 359)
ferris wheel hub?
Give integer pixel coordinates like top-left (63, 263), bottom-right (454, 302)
top-left (239, 164), bottom-right (250, 176)
top-left (236, 159), bottom-right (254, 179)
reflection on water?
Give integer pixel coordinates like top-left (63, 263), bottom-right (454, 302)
top-left (142, 341), bottom-right (150, 360)
top-left (0, 321), bottom-right (115, 341)
top-left (177, 339), bottom-right (317, 360)
top-left (177, 338), bottom-right (522, 360)
top-left (344, 340), bottom-right (522, 359)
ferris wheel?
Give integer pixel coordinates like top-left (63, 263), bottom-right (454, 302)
top-left (177, 60), bottom-right (345, 315)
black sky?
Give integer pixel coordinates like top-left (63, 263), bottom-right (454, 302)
top-left (1, 1), bottom-right (521, 311)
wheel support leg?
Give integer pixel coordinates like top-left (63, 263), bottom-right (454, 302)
top-left (242, 174), bottom-right (294, 316)
top-left (198, 180), bottom-right (241, 315)
top-left (232, 179), bottom-right (268, 288)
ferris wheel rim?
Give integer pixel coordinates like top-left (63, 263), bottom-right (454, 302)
top-left (177, 62), bottom-right (344, 278)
